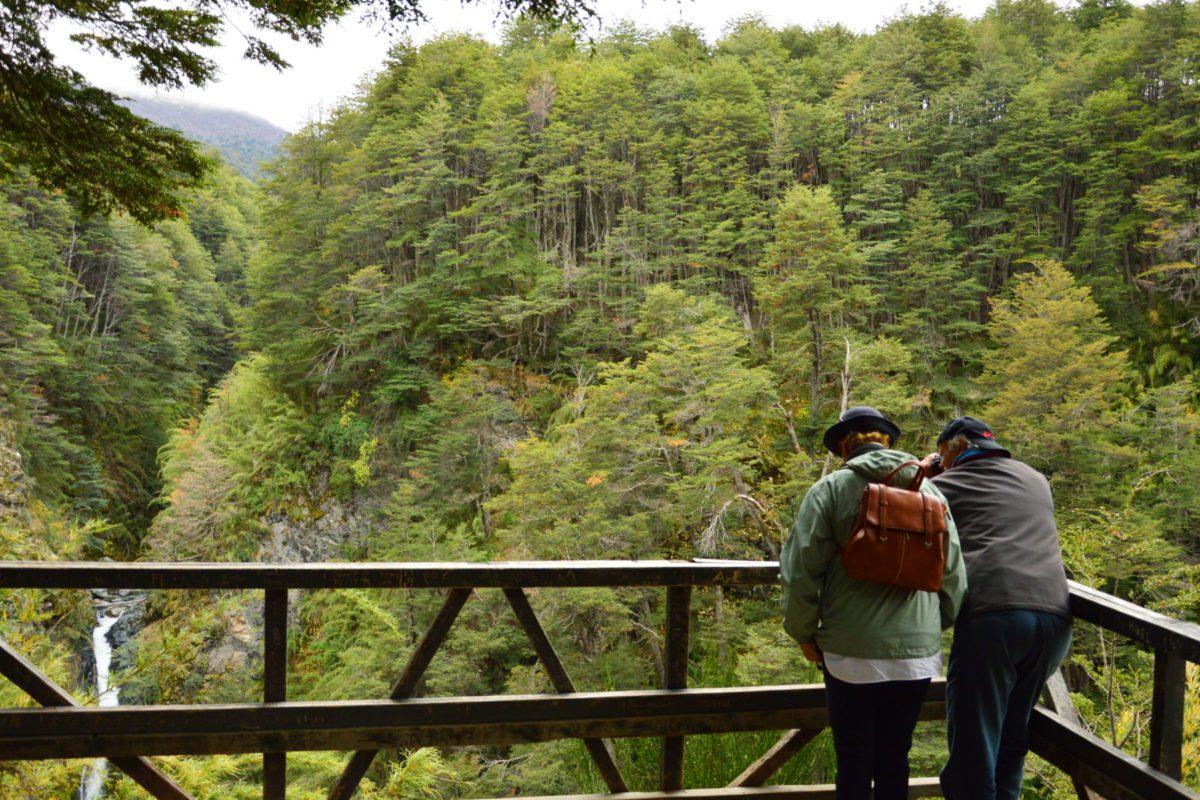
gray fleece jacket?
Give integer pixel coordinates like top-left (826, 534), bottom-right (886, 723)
top-left (932, 455), bottom-right (1070, 620)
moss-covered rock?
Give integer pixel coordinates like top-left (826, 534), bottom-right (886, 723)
top-left (0, 417), bottom-right (29, 520)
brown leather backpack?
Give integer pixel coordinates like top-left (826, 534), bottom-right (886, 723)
top-left (841, 460), bottom-right (947, 592)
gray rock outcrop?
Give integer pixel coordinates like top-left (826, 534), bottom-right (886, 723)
top-left (0, 418), bottom-right (29, 520)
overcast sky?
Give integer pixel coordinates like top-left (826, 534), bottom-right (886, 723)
top-left (49, 0), bottom-right (1006, 132)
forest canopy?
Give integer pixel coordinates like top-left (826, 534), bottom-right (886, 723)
top-left (0, 0), bottom-right (599, 221)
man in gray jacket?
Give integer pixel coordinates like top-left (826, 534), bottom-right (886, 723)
top-left (923, 417), bottom-right (1072, 800)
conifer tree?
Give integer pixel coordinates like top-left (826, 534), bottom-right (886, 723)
top-left (887, 189), bottom-right (983, 405)
top-left (493, 286), bottom-right (775, 559)
top-left (757, 184), bottom-right (872, 448)
top-left (844, 169), bottom-right (906, 280)
top-left (982, 261), bottom-right (1128, 488)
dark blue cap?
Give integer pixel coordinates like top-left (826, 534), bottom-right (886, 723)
top-left (937, 416), bottom-right (1011, 456)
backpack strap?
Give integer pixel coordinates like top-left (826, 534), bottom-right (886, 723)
top-left (880, 460), bottom-right (925, 491)
top-left (847, 460), bottom-right (926, 491)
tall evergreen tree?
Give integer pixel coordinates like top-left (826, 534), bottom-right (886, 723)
top-left (757, 184), bottom-right (871, 448)
top-left (982, 261), bottom-right (1129, 490)
top-left (886, 189), bottom-right (984, 406)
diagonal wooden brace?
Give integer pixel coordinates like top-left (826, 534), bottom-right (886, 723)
top-left (729, 728), bottom-right (824, 788)
top-left (327, 587), bottom-right (472, 800)
top-left (503, 587), bottom-right (628, 793)
top-left (1041, 669), bottom-right (1102, 800)
top-left (0, 635), bottom-right (194, 800)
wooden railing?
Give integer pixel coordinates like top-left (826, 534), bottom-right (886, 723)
top-left (1032, 582), bottom-right (1200, 800)
top-left (0, 560), bottom-right (1196, 800)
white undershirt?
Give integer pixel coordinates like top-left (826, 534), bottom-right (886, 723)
top-left (822, 651), bottom-right (942, 684)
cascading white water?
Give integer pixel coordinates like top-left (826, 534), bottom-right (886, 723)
top-left (79, 604), bottom-right (123, 800)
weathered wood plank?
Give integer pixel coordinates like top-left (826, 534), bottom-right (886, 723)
top-left (661, 585), bottom-right (690, 792)
top-left (0, 560), bottom-right (778, 590)
top-left (1040, 670), bottom-right (1099, 800)
top-left (264, 589), bottom-right (288, 800)
top-left (730, 729), bottom-right (823, 788)
top-left (0, 683), bottom-right (948, 760)
top-left (504, 588), bottom-right (627, 793)
top-left (1068, 581), bottom-right (1200, 663)
top-left (6, 565), bottom-right (1195, 660)
top-left (327, 587), bottom-right (471, 800)
top-left (1149, 649), bottom-right (1186, 780)
top-left (469, 777), bottom-right (944, 800)
top-left (264, 589), bottom-right (288, 703)
top-left (0, 682), bottom-right (948, 738)
top-left (1029, 707), bottom-right (1200, 800)
top-left (0, 636), bottom-right (196, 800)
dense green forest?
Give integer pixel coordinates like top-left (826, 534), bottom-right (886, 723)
top-left (3, 0), bottom-right (1200, 796)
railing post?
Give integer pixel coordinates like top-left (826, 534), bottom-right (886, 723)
top-left (1149, 648), bottom-right (1185, 780)
top-left (660, 585), bottom-right (690, 791)
top-left (264, 588), bottom-right (288, 800)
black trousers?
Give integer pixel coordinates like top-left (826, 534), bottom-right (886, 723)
top-left (823, 668), bottom-right (931, 800)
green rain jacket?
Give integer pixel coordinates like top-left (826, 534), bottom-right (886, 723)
top-left (780, 445), bottom-right (968, 659)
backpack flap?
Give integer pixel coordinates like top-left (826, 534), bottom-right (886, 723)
top-left (841, 463), bottom-right (948, 592)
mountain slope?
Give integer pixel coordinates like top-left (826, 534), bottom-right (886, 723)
top-left (124, 97), bottom-right (288, 179)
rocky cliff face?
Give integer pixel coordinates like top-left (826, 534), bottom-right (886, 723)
top-left (257, 496), bottom-right (372, 563)
top-left (115, 490), bottom-right (376, 703)
top-left (0, 418), bottom-right (29, 521)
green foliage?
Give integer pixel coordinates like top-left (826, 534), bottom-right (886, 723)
top-left (134, 11), bottom-right (1200, 791)
top-left (886, 189), bottom-right (984, 406)
top-left (982, 261), bottom-right (1130, 492)
top-left (150, 355), bottom-right (309, 559)
top-left (403, 365), bottom-right (524, 537)
top-left (0, 162), bottom-right (249, 554)
top-left (492, 286), bottom-right (776, 560)
top-left (365, 748), bottom-right (469, 799)
top-left (757, 184), bottom-right (871, 448)
top-left (1, 0), bottom-right (601, 220)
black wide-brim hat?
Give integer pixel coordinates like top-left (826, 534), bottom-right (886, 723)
top-left (822, 406), bottom-right (902, 455)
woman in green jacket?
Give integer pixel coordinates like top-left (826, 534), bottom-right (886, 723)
top-left (781, 406), bottom-right (967, 800)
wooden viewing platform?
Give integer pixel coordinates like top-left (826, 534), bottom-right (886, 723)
top-left (0, 560), bottom-right (1196, 800)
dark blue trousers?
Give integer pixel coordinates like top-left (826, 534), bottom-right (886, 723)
top-left (823, 669), bottom-right (931, 800)
top-left (940, 610), bottom-right (1072, 800)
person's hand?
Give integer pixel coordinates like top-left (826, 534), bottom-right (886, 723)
top-left (800, 641), bottom-right (824, 663)
top-left (920, 452), bottom-right (944, 476)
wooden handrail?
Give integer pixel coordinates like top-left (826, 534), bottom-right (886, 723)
top-left (1066, 579), bottom-right (1200, 781)
top-left (1031, 707), bottom-right (1198, 800)
top-left (5, 564), bottom-right (1196, 659)
top-left (0, 559), bottom-right (777, 589)
top-left (1068, 580), bottom-right (1200, 662)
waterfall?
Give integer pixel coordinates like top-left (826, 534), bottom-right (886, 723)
top-left (79, 603), bottom-right (124, 800)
